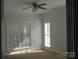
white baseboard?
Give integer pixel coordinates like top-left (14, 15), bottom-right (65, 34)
top-left (43, 47), bottom-right (67, 57)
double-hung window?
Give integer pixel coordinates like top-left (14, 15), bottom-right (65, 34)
top-left (44, 22), bottom-right (51, 47)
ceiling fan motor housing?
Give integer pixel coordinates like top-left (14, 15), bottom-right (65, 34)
top-left (32, 2), bottom-right (38, 9)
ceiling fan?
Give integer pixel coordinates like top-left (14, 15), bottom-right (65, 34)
top-left (22, 0), bottom-right (47, 12)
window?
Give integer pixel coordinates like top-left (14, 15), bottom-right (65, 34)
top-left (44, 22), bottom-right (51, 47)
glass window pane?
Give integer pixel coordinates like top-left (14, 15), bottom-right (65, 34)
top-left (44, 22), bottom-right (51, 48)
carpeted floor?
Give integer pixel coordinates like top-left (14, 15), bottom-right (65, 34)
top-left (6, 49), bottom-right (66, 59)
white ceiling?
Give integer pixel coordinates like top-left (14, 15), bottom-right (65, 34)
top-left (4, 0), bottom-right (66, 14)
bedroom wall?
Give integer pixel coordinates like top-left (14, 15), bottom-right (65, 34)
top-left (42, 5), bottom-right (67, 54)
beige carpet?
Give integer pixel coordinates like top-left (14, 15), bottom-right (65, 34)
top-left (6, 49), bottom-right (66, 59)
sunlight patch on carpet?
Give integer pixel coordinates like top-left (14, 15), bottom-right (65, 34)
top-left (9, 49), bottom-right (44, 55)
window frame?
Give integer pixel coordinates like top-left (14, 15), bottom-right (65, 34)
top-left (44, 22), bottom-right (51, 48)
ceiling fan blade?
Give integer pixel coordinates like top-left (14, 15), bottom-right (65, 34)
top-left (38, 3), bottom-right (47, 6)
top-left (38, 6), bottom-right (47, 10)
top-left (22, 7), bottom-right (32, 10)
